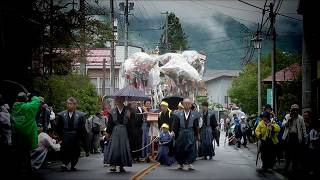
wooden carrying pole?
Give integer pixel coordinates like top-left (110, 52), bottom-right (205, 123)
top-left (147, 112), bottom-right (159, 161)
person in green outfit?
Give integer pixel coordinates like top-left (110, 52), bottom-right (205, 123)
top-left (11, 92), bottom-right (41, 176)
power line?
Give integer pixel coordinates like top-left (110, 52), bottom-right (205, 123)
top-left (146, 0), bottom-right (162, 14)
top-left (129, 27), bottom-right (162, 31)
top-left (207, 46), bottom-right (249, 54)
top-left (238, 0), bottom-right (302, 21)
top-left (275, 0), bottom-right (284, 14)
top-left (205, 0), bottom-right (260, 13)
top-left (192, 0), bottom-right (259, 25)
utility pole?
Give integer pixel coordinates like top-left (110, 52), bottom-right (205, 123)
top-left (49, 0), bottom-right (53, 75)
top-left (300, 2), bottom-right (312, 114)
top-left (161, 11), bottom-right (169, 52)
top-left (110, 0), bottom-right (115, 96)
top-left (270, 2), bottom-right (277, 114)
top-left (124, 0), bottom-right (129, 60)
top-left (79, 0), bottom-right (86, 75)
top-left (165, 11), bottom-right (168, 48)
top-left (257, 42), bottom-right (262, 115)
top-left (102, 58), bottom-right (106, 96)
top-left (252, 32), bottom-right (262, 115)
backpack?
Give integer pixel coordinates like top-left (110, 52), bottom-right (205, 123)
top-left (91, 116), bottom-right (101, 133)
top-left (85, 115), bottom-right (94, 133)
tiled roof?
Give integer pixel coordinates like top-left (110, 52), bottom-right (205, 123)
top-left (204, 69), bottom-right (240, 82)
top-left (263, 63), bottom-right (301, 82)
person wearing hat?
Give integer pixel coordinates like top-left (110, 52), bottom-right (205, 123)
top-left (282, 104), bottom-right (306, 173)
top-left (156, 123), bottom-right (173, 166)
top-left (254, 104), bottom-right (274, 130)
top-left (158, 101), bottom-right (178, 159)
top-left (158, 101), bottom-right (175, 131)
top-left (255, 112), bottom-right (280, 171)
top-left (173, 98), bottom-right (200, 170)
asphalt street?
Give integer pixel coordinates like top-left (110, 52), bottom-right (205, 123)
top-left (34, 132), bottom-right (287, 180)
top-left (142, 138), bottom-right (286, 180)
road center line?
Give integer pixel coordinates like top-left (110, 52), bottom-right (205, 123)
top-left (130, 162), bottom-right (160, 180)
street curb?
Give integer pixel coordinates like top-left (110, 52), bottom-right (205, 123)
top-left (130, 162), bottom-right (160, 180)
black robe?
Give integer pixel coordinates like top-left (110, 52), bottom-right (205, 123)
top-left (200, 110), bottom-right (218, 157)
top-left (173, 110), bottom-right (199, 165)
top-left (56, 110), bottom-right (88, 167)
top-left (127, 107), bottom-right (142, 159)
top-left (106, 106), bottom-right (132, 167)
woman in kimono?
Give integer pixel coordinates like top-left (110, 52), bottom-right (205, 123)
top-left (200, 101), bottom-right (218, 160)
top-left (106, 97), bottom-right (132, 172)
top-left (141, 100), bottom-right (151, 160)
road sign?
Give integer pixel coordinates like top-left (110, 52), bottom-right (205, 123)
top-left (267, 89), bottom-right (272, 106)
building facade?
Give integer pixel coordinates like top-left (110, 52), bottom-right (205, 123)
top-left (204, 70), bottom-right (240, 108)
top-left (86, 45), bottom-right (143, 96)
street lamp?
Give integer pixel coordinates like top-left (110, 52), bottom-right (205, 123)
top-left (252, 34), bottom-right (263, 115)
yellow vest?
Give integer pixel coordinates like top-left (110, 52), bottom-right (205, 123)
top-left (255, 120), bottom-right (280, 144)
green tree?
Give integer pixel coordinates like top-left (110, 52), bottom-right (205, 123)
top-left (33, 74), bottom-right (100, 115)
top-left (229, 50), bottom-right (301, 115)
top-left (159, 12), bottom-right (188, 53)
top-left (32, 0), bottom-right (114, 76)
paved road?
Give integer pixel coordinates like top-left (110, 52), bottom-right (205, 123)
top-left (142, 134), bottom-right (286, 180)
top-left (34, 155), bottom-right (150, 180)
top-left (34, 132), bottom-right (287, 180)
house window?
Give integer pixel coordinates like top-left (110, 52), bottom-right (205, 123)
top-left (97, 77), bottom-right (119, 96)
top-left (90, 78), bottom-right (97, 87)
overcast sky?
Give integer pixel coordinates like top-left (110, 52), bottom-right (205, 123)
top-left (116, 0), bottom-right (301, 25)
top-left (114, 0), bottom-right (302, 44)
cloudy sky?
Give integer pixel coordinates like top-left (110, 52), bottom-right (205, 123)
top-left (88, 0), bottom-right (302, 69)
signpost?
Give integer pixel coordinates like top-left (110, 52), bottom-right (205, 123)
top-left (267, 89), bottom-right (273, 107)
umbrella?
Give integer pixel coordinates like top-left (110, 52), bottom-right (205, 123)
top-left (228, 110), bottom-right (246, 119)
top-left (162, 96), bottom-right (183, 110)
top-left (109, 86), bottom-right (150, 101)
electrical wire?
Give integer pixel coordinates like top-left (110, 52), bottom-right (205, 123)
top-left (238, 0), bottom-right (302, 21)
top-left (207, 46), bottom-right (249, 54)
top-left (205, 0), bottom-right (260, 13)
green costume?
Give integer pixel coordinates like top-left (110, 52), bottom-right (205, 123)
top-left (12, 96), bottom-right (40, 150)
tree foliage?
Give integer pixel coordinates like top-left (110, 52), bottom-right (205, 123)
top-left (33, 74), bottom-right (100, 115)
top-left (159, 12), bottom-right (188, 53)
top-left (229, 50), bottom-right (301, 115)
top-left (31, 0), bottom-right (113, 76)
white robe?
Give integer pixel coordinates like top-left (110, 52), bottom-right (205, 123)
top-left (31, 132), bottom-right (61, 169)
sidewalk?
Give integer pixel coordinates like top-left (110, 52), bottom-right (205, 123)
top-left (240, 142), bottom-right (320, 180)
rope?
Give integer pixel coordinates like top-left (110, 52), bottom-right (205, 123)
top-left (131, 128), bottom-right (173, 153)
top-left (131, 137), bottom-right (159, 153)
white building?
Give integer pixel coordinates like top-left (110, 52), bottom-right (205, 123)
top-left (204, 70), bottom-right (240, 108)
